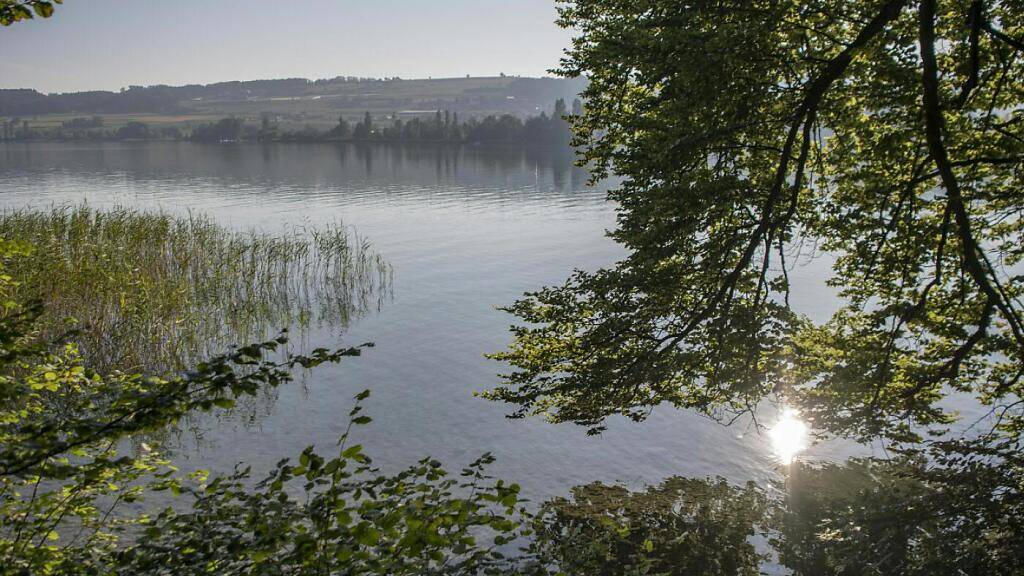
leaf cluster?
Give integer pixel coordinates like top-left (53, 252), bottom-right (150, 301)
top-left (0, 0), bottom-right (60, 26)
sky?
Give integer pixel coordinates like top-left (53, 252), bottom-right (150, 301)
top-left (0, 0), bottom-right (574, 93)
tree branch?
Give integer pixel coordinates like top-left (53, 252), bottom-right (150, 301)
top-left (662, 0), bottom-right (909, 350)
top-left (956, 1), bottom-right (984, 109)
top-left (919, 0), bottom-right (1024, 356)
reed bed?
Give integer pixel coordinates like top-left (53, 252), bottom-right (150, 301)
top-left (0, 205), bottom-right (392, 374)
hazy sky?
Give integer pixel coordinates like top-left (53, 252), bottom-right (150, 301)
top-left (0, 0), bottom-right (573, 93)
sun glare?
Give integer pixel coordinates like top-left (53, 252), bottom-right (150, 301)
top-left (768, 408), bottom-right (809, 465)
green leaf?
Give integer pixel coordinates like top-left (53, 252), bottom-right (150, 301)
top-left (32, 2), bottom-right (54, 17)
top-left (354, 525), bottom-right (380, 547)
top-left (213, 397), bottom-right (235, 409)
top-left (250, 550), bottom-right (270, 563)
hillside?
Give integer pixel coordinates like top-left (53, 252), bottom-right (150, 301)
top-left (0, 76), bottom-right (588, 134)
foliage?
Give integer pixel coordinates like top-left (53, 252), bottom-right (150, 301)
top-left (116, 447), bottom-right (534, 576)
top-left (0, 206), bottom-right (391, 374)
top-left (7, 3), bottom-right (1024, 574)
top-left (0, 241), bottom-right (540, 576)
top-left (0, 0), bottom-right (60, 26)
top-left (245, 104), bottom-right (573, 145)
top-left (190, 117), bottom-right (245, 142)
top-left (533, 477), bottom-right (767, 576)
top-left (487, 0), bottom-right (1024, 443)
top-left (115, 121), bottom-right (152, 140)
top-left (5, 101), bottom-right (578, 148)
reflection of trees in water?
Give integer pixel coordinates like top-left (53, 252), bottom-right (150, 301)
top-left (535, 477), bottom-right (767, 575)
top-left (538, 441), bottom-right (1024, 575)
top-left (775, 439), bottom-right (1024, 575)
top-left (337, 142), bottom-right (591, 191)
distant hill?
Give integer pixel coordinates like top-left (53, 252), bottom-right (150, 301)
top-left (0, 76), bottom-right (588, 120)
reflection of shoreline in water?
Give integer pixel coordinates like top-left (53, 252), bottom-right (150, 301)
top-left (0, 141), bottom-right (602, 211)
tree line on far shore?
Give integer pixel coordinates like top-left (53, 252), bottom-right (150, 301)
top-left (0, 98), bottom-right (580, 147)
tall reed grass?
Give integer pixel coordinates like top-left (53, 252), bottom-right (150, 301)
top-left (0, 205), bottom-right (392, 374)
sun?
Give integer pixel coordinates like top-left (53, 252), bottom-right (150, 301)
top-left (768, 408), bottom-right (809, 465)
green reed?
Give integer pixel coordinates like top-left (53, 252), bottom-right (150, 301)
top-left (0, 205), bottom-right (392, 374)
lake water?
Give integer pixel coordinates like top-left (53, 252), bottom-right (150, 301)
top-left (1, 141), bottom-right (860, 502)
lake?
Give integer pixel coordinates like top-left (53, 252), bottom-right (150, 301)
top-left (1, 141), bottom-right (860, 502)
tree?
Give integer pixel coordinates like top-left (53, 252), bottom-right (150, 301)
top-left (332, 114), bottom-right (351, 139)
top-left (0, 0), bottom-right (61, 26)
top-left (115, 120), bottom-right (150, 140)
top-left (258, 112), bottom-right (278, 141)
top-left (553, 98), bottom-right (567, 120)
top-left (487, 0), bottom-right (1024, 443)
top-left (354, 111), bottom-right (373, 140)
top-left (190, 117), bottom-right (244, 142)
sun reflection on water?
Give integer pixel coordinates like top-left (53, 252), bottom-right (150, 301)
top-left (768, 408), bottom-right (809, 465)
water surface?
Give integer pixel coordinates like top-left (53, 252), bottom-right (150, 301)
top-left (1, 141), bottom-right (849, 500)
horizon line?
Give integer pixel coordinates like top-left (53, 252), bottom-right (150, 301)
top-left (2, 74), bottom-right (575, 97)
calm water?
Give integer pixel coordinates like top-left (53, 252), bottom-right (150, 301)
top-left (1, 141), bottom-right (858, 501)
